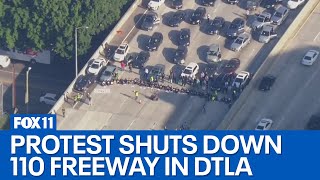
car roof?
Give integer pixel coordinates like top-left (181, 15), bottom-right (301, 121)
top-left (105, 65), bottom-right (116, 71)
top-left (92, 58), bottom-right (105, 63)
top-left (262, 25), bottom-right (274, 31)
top-left (44, 93), bottom-right (57, 98)
top-left (236, 71), bottom-right (250, 78)
top-left (275, 5), bottom-right (288, 13)
top-left (232, 18), bottom-right (244, 25)
top-left (260, 12), bottom-right (272, 17)
top-left (152, 32), bottom-right (163, 38)
top-left (306, 50), bottom-right (319, 56)
top-left (260, 118), bottom-right (273, 124)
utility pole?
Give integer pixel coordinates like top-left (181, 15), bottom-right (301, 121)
top-left (0, 82), bottom-right (3, 115)
top-left (12, 63), bottom-right (17, 113)
top-left (25, 67), bottom-right (32, 114)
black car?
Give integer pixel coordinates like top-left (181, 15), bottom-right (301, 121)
top-left (141, 12), bottom-right (160, 31)
top-left (73, 74), bottom-right (96, 92)
top-left (226, 18), bottom-right (245, 38)
top-left (168, 10), bottom-right (186, 27)
top-left (207, 17), bottom-right (225, 35)
top-left (173, 46), bottom-right (188, 64)
top-left (260, 0), bottom-right (282, 9)
top-left (132, 51), bottom-right (150, 69)
top-left (178, 28), bottom-right (190, 46)
top-left (202, 0), bottom-right (216, 6)
top-left (172, 0), bottom-right (183, 9)
top-left (259, 75), bottom-right (276, 91)
top-left (146, 32), bottom-right (163, 51)
top-left (227, 0), bottom-right (239, 4)
top-left (147, 64), bottom-right (166, 82)
top-left (190, 7), bottom-right (206, 25)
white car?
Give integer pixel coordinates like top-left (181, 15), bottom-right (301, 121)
top-left (39, 93), bottom-right (58, 106)
top-left (287, 0), bottom-right (305, 9)
top-left (0, 55), bottom-right (11, 68)
top-left (301, 50), bottom-right (319, 66)
top-left (255, 118), bottom-right (273, 130)
top-left (113, 43), bottom-right (129, 62)
top-left (232, 71), bottom-right (250, 88)
top-left (148, 0), bottom-right (165, 10)
top-left (87, 58), bottom-right (106, 75)
top-left (181, 62), bottom-right (199, 79)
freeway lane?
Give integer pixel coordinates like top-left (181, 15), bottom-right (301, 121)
top-left (222, 2), bottom-right (320, 130)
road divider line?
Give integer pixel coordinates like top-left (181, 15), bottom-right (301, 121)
top-left (122, 9), bottom-right (148, 43)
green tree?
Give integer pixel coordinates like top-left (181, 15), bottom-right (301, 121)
top-left (0, 0), bottom-right (132, 59)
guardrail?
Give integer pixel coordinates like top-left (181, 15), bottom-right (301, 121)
top-left (216, 0), bottom-right (320, 130)
top-left (49, 0), bottom-right (142, 114)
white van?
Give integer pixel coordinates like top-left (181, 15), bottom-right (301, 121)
top-left (0, 55), bottom-right (11, 68)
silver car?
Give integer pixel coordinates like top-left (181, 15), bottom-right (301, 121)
top-left (99, 65), bottom-right (117, 86)
top-left (230, 33), bottom-right (251, 52)
top-left (271, 5), bottom-right (289, 25)
top-left (252, 12), bottom-right (272, 30)
top-left (259, 25), bottom-right (277, 43)
top-left (207, 44), bottom-right (222, 64)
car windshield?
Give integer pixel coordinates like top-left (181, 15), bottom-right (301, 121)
top-left (304, 56), bottom-right (312, 60)
top-left (274, 12), bottom-right (282, 17)
top-left (180, 34), bottom-right (188, 39)
top-left (151, 69), bottom-right (160, 75)
top-left (176, 50), bottom-right (183, 56)
top-left (257, 17), bottom-right (265, 22)
top-left (91, 64), bottom-right (99, 69)
top-left (183, 69), bottom-right (192, 74)
top-left (261, 31), bottom-right (269, 36)
top-left (193, 11), bottom-right (201, 17)
top-left (152, 38), bottom-right (159, 42)
top-left (208, 51), bottom-right (217, 56)
top-left (212, 19), bottom-right (221, 25)
top-left (235, 39), bottom-right (243, 44)
top-left (103, 71), bottom-right (112, 76)
top-left (256, 125), bottom-right (264, 130)
top-left (116, 49), bottom-right (125, 54)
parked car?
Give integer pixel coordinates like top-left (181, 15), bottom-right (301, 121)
top-left (220, 58), bottom-right (240, 74)
top-left (232, 71), bottom-right (250, 88)
top-left (259, 75), bottom-right (276, 91)
top-left (99, 65), bottom-right (117, 86)
top-left (207, 17), bottom-right (225, 35)
top-left (226, 18), bottom-right (245, 38)
top-left (132, 51), bottom-right (150, 69)
top-left (113, 43), bottom-right (129, 62)
top-left (148, 0), bottom-right (165, 10)
top-left (178, 28), bottom-right (191, 46)
top-left (271, 5), bottom-right (289, 25)
top-left (259, 25), bottom-right (277, 43)
top-left (173, 46), bottom-right (188, 64)
top-left (146, 32), bottom-right (163, 51)
top-left (171, 0), bottom-right (183, 9)
top-left (301, 50), bottom-right (319, 66)
top-left (207, 44), bottom-right (222, 64)
top-left (147, 64), bottom-right (165, 81)
top-left (87, 58), bottom-right (107, 75)
top-left (73, 74), bottom-right (96, 92)
top-left (39, 93), bottom-right (58, 106)
top-left (181, 62), bottom-right (199, 79)
top-left (255, 118), bottom-right (273, 130)
top-left (168, 10), bottom-right (185, 27)
top-left (141, 12), bottom-right (161, 31)
top-left (230, 33), bottom-right (251, 52)
top-left (252, 12), bottom-right (272, 30)
top-left (227, 0), bottom-right (239, 5)
top-left (287, 0), bottom-right (305, 9)
top-left (260, 0), bottom-right (283, 9)
top-left (190, 7), bottom-right (206, 25)
top-left (0, 55), bottom-right (11, 68)
top-left (202, 0), bottom-right (216, 6)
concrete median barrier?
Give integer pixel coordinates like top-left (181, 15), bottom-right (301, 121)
top-left (216, 0), bottom-right (320, 130)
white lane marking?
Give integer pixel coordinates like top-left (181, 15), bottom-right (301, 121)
top-left (217, 35), bottom-right (221, 40)
top-left (314, 32), bottom-right (320, 41)
top-left (122, 9), bottom-right (148, 43)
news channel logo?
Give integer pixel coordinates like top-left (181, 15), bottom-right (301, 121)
top-left (11, 114), bottom-right (56, 130)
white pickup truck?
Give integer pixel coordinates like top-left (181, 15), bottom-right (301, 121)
top-left (148, 0), bottom-right (165, 10)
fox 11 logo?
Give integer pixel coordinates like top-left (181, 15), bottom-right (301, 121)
top-left (11, 115), bottom-right (56, 130)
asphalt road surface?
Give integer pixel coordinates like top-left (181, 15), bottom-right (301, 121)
top-left (221, 2), bottom-right (320, 130)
